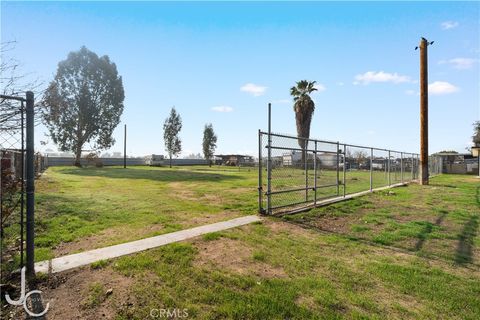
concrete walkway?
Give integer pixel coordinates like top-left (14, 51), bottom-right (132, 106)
top-left (35, 215), bottom-right (261, 274)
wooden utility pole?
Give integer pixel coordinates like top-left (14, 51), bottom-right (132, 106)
top-left (419, 37), bottom-right (430, 185)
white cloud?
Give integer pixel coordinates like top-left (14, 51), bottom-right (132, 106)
top-left (439, 58), bottom-right (478, 70)
top-left (314, 83), bottom-right (326, 92)
top-left (336, 82), bottom-right (345, 86)
top-left (405, 89), bottom-right (416, 96)
top-left (211, 106), bottom-right (234, 112)
top-left (441, 21), bottom-right (459, 30)
top-left (353, 71), bottom-right (412, 85)
top-left (240, 83), bottom-right (267, 96)
top-left (428, 81), bottom-right (459, 95)
top-left (367, 130), bottom-right (376, 135)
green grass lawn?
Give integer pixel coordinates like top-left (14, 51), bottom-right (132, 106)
top-left (4, 166), bottom-right (478, 319)
top-left (266, 166), bottom-right (415, 211)
top-left (285, 174), bottom-right (480, 266)
top-left (21, 167), bottom-right (479, 320)
top-left (27, 165), bottom-right (415, 262)
top-left (30, 165), bottom-right (257, 261)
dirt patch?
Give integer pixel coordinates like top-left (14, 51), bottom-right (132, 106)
top-left (193, 238), bottom-right (287, 279)
top-left (168, 182), bottom-right (198, 201)
top-left (35, 266), bottom-right (135, 320)
top-left (265, 219), bottom-right (318, 237)
top-left (186, 211), bottom-right (238, 227)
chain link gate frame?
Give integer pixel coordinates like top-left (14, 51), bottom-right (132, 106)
top-left (1, 91), bottom-right (36, 284)
top-left (258, 103), bottom-right (420, 215)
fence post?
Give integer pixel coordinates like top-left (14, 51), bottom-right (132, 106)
top-left (370, 148), bottom-right (373, 191)
top-left (336, 142), bottom-right (340, 196)
top-left (401, 152), bottom-right (404, 184)
top-left (387, 150), bottom-right (390, 186)
top-left (123, 124), bottom-right (127, 169)
top-left (305, 138), bottom-right (308, 202)
top-left (267, 103), bottom-right (272, 214)
top-left (258, 130), bottom-right (263, 214)
top-left (20, 101), bottom-right (25, 268)
top-left (343, 144), bottom-right (346, 197)
top-left (314, 140), bottom-right (317, 205)
top-left (25, 91), bottom-right (35, 277)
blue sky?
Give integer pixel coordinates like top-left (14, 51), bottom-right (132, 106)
top-left (2, 1), bottom-right (479, 157)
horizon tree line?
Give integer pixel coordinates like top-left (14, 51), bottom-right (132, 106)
top-left (30, 45), bottom-right (480, 163)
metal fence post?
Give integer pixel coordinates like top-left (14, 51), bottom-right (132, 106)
top-left (401, 152), bottom-right (404, 183)
top-left (123, 124), bottom-right (127, 169)
top-left (314, 140), bottom-right (317, 205)
top-left (343, 144), bottom-right (346, 197)
top-left (411, 154), bottom-right (414, 181)
top-left (370, 148), bottom-right (373, 191)
top-left (267, 103), bottom-right (272, 214)
top-left (258, 130), bottom-right (263, 214)
top-left (25, 91), bottom-right (35, 277)
top-left (20, 101), bottom-right (25, 268)
top-left (388, 150), bottom-right (391, 186)
top-left (336, 142), bottom-right (340, 196)
top-left (305, 139), bottom-right (308, 202)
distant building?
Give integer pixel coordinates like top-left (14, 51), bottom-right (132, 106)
top-left (146, 154), bottom-right (165, 165)
top-left (432, 152), bottom-right (478, 174)
top-left (282, 151), bottom-right (302, 166)
top-left (214, 154), bottom-right (254, 166)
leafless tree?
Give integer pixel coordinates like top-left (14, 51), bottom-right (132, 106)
top-left (0, 41), bottom-right (44, 133)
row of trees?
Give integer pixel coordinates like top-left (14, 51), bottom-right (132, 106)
top-left (39, 46), bottom-right (218, 167)
top-left (162, 107), bottom-right (218, 167)
top-left (39, 47), bottom-right (318, 167)
top-left (9, 45), bottom-right (479, 165)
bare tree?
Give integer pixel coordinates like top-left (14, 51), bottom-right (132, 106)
top-left (0, 41), bottom-right (43, 133)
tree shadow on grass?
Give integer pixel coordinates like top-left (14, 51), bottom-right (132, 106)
top-left (476, 186), bottom-right (480, 207)
top-left (58, 167), bottom-right (243, 183)
top-left (414, 210), bottom-right (447, 251)
top-left (454, 214), bottom-right (479, 265)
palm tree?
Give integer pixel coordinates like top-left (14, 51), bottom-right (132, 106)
top-left (473, 121), bottom-right (480, 148)
top-left (290, 80), bottom-right (317, 159)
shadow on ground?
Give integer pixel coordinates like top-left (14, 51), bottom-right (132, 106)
top-left (414, 209), bottom-right (448, 251)
top-left (59, 167), bottom-right (243, 182)
top-left (453, 185), bottom-right (480, 264)
top-left (455, 214), bottom-right (479, 265)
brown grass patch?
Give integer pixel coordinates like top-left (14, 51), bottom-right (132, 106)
top-left (193, 237), bottom-right (287, 278)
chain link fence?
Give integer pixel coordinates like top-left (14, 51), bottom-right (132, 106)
top-left (1, 92), bottom-right (39, 286)
top-left (1, 97), bottom-right (26, 284)
top-left (259, 131), bottom-right (421, 215)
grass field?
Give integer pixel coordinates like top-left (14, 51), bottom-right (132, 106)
top-left (266, 166), bottom-right (414, 211)
top-left (4, 166), bottom-right (479, 319)
top-left (31, 166), bottom-right (258, 261)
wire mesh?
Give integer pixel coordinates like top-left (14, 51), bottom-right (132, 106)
top-left (0, 99), bottom-right (25, 283)
top-left (259, 131), bottom-right (420, 215)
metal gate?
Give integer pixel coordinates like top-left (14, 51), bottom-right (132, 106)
top-left (1, 92), bottom-right (36, 283)
top-left (258, 131), bottom-right (343, 214)
top-left (258, 105), bottom-right (420, 215)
